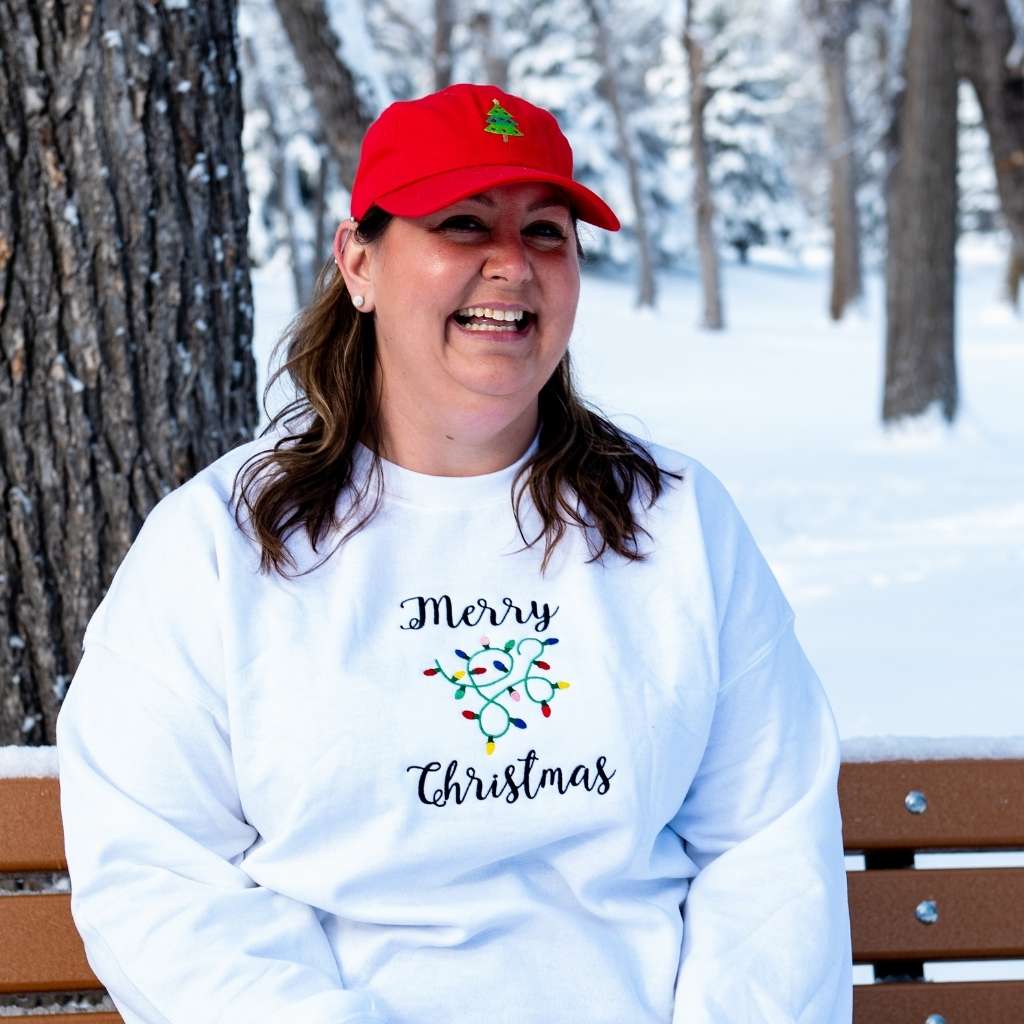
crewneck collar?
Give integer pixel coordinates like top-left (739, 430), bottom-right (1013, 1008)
top-left (353, 430), bottom-right (541, 509)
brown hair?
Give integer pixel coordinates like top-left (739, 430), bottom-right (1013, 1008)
top-left (232, 206), bottom-right (683, 578)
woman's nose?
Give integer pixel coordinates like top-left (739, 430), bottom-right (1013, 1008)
top-left (482, 231), bottom-right (533, 285)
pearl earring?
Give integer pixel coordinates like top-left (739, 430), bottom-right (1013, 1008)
top-left (352, 294), bottom-right (365, 308)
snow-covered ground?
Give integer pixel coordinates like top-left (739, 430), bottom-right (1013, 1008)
top-left (252, 237), bottom-right (1024, 745)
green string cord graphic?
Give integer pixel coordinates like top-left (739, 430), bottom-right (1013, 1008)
top-left (429, 636), bottom-right (564, 749)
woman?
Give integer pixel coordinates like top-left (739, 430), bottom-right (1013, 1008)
top-left (57, 84), bottom-right (852, 1024)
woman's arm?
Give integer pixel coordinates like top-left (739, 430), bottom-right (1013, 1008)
top-left (56, 472), bottom-right (390, 1024)
top-left (57, 637), bottom-right (389, 1024)
top-left (669, 616), bottom-right (852, 1023)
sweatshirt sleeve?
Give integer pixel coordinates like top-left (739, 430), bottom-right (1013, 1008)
top-left (668, 619), bottom-right (852, 1024)
top-left (667, 462), bottom-right (852, 1023)
top-left (55, 483), bottom-right (390, 1024)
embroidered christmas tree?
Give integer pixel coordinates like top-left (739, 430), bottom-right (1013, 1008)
top-left (422, 636), bottom-right (570, 755)
top-left (483, 99), bottom-right (523, 143)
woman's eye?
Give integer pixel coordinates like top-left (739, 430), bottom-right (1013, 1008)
top-left (528, 222), bottom-right (567, 240)
top-left (440, 216), bottom-right (485, 231)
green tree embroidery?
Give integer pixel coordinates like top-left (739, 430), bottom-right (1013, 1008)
top-left (483, 99), bottom-right (524, 143)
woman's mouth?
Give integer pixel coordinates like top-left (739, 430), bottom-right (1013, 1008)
top-left (449, 308), bottom-right (536, 340)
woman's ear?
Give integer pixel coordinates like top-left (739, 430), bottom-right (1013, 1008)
top-left (333, 218), bottom-right (375, 313)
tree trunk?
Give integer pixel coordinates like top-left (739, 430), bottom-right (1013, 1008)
top-left (272, 0), bottom-right (373, 189)
top-left (0, 0), bottom-right (258, 745)
top-left (821, 33), bottom-right (863, 320)
top-left (954, 0), bottom-right (1024, 255)
top-left (805, 0), bottom-right (864, 321)
top-left (434, 0), bottom-right (455, 91)
top-left (1005, 240), bottom-right (1023, 308)
top-left (883, 0), bottom-right (959, 424)
top-left (683, 0), bottom-right (724, 329)
top-left (313, 136), bottom-right (332, 293)
top-left (583, 0), bottom-right (657, 308)
top-left (470, 11), bottom-right (510, 91)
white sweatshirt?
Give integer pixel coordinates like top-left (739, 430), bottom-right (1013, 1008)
top-left (56, 428), bottom-right (852, 1024)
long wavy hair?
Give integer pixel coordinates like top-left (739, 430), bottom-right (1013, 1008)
top-left (232, 206), bottom-right (684, 578)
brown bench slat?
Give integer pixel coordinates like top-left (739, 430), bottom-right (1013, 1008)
top-left (853, 979), bottom-right (1024, 1023)
top-left (849, 866), bottom-right (1024, 960)
top-left (0, 893), bottom-right (103, 994)
top-left (0, 777), bottom-right (66, 871)
top-left (840, 759), bottom-right (1024, 851)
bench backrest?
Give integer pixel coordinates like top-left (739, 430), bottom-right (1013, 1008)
top-left (2, 760), bottom-right (1022, 1022)
top-left (840, 758), bottom-right (1024, 1023)
top-left (0, 776), bottom-right (120, 1021)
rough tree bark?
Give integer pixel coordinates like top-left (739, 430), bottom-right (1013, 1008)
top-left (683, 0), bottom-right (724, 329)
top-left (0, 0), bottom-right (258, 745)
top-left (808, 0), bottom-right (864, 321)
top-left (883, 0), bottom-right (959, 424)
top-left (272, 0), bottom-right (373, 189)
top-left (583, 0), bottom-right (657, 308)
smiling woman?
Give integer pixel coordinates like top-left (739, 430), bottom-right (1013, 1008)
top-left (346, 182), bottom-right (581, 443)
top-left (56, 83), bottom-right (853, 1024)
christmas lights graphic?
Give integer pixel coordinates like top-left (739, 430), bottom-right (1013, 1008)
top-left (422, 635), bottom-right (571, 755)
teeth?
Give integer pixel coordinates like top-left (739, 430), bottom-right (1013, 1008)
top-left (456, 307), bottom-right (527, 321)
top-left (459, 321), bottom-right (527, 332)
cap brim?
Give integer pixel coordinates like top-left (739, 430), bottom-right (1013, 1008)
top-left (372, 165), bottom-right (621, 232)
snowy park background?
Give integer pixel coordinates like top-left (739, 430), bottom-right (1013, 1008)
top-left (2, 0), bottom-right (1023, 1004)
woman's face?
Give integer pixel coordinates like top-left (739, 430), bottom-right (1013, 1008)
top-left (359, 182), bottom-right (581, 423)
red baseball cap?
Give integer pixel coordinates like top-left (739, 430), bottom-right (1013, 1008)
top-left (350, 83), bottom-right (621, 231)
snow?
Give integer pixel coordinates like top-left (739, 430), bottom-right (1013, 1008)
top-left (187, 157), bottom-right (209, 184)
top-left (570, 248), bottom-right (1023, 743)
top-left (0, 744), bottom-right (57, 777)
top-left (253, 235), bottom-right (1024, 745)
top-left (841, 735), bottom-right (1024, 762)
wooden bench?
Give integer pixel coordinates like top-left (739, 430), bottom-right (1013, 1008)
top-left (840, 756), bottom-right (1024, 1022)
top-left (2, 757), bottom-right (1023, 1021)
